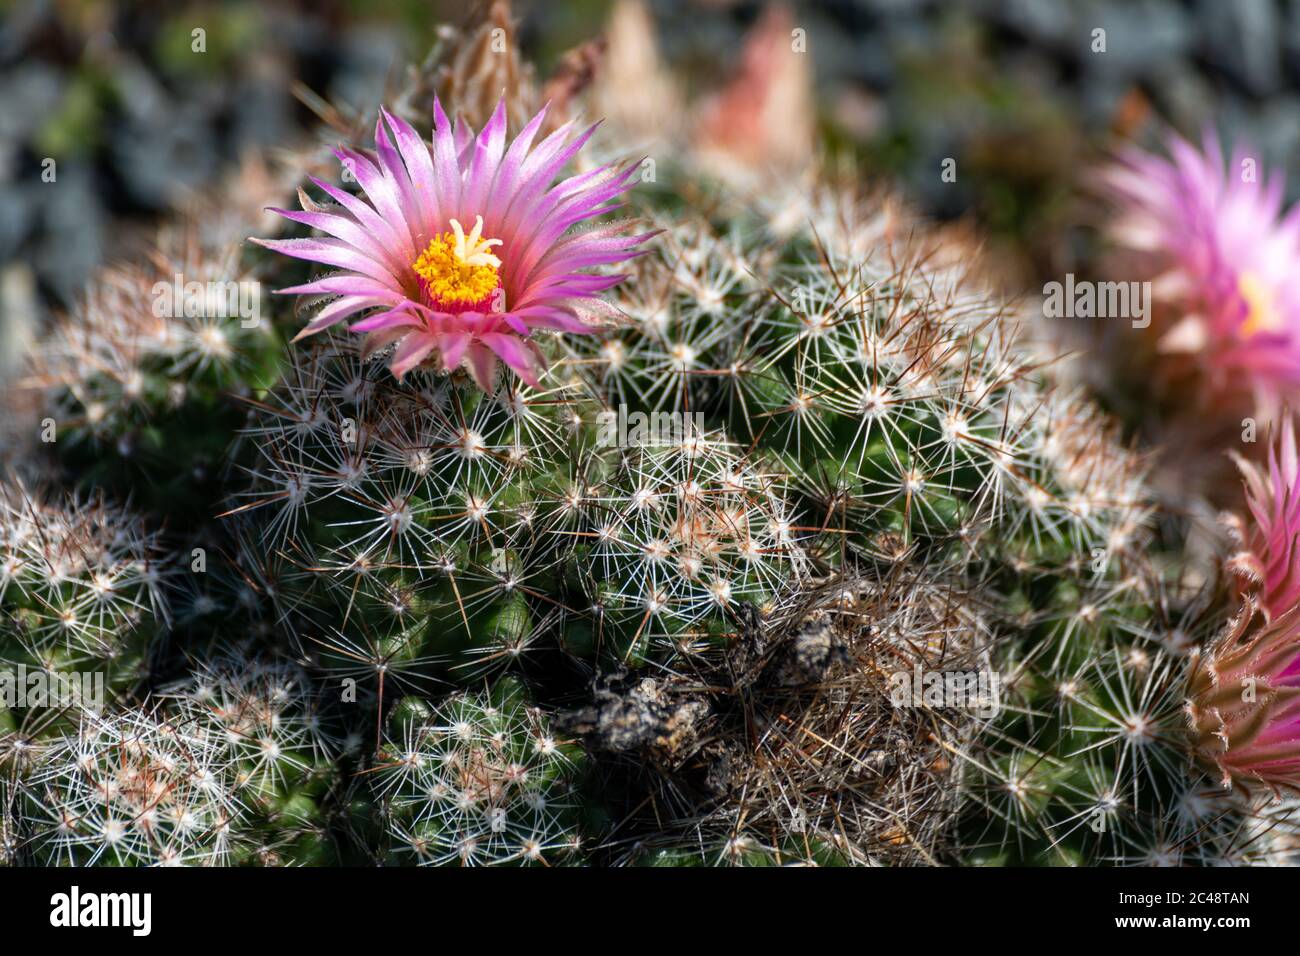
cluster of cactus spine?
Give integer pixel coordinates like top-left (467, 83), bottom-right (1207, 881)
top-left (369, 681), bottom-right (582, 866)
top-left (0, 481), bottom-right (170, 732)
top-left (18, 655), bottom-right (337, 867)
top-left (2, 2), bottom-right (1288, 867)
top-left (24, 226), bottom-right (283, 517)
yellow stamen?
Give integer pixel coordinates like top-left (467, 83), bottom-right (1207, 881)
top-left (1238, 271), bottom-right (1281, 337)
top-left (412, 216), bottom-right (502, 307)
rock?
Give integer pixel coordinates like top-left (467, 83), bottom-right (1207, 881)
top-left (32, 161), bottom-right (103, 303)
top-left (114, 97), bottom-right (220, 209)
top-left (1082, 0), bottom-right (1195, 80)
top-left (330, 24), bottom-right (404, 115)
top-left (1198, 0), bottom-right (1281, 96)
top-left (985, 0), bottom-right (1078, 46)
top-left (0, 184), bottom-right (35, 262)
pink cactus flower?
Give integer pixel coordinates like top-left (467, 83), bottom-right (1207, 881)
top-left (255, 99), bottom-right (650, 388)
top-left (1226, 417), bottom-right (1300, 617)
top-left (1191, 418), bottom-right (1300, 792)
top-left (1105, 133), bottom-right (1300, 405)
top-left (1188, 596), bottom-right (1300, 793)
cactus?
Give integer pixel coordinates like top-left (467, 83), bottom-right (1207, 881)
top-left (18, 706), bottom-right (241, 866)
top-left (12, 654), bottom-right (340, 867)
top-left (3, 3), bottom-right (1288, 870)
top-left (223, 127), bottom-right (1236, 865)
top-left (368, 682), bottom-right (582, 866)
top-left (0, 479), bottom-right (171, 733)
top-left (24, 239), bottom-right (284, 520)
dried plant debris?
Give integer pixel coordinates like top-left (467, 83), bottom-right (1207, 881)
top-left (569, 571), bottom-right (993, 866)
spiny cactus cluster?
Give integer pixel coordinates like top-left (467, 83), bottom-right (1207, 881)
top-left (24, 235), bottom-right (282, 515)
top-left (19, 655), bottom-right (336, 866)
top-left (0, 481), bottom-right (170, 724)
top-left (369, 682), bottom-right (582, 866)
top-left (2, 2), bottom-right (1293, 869)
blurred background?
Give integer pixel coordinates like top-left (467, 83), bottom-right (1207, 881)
top-left (4, 0), bottom-right (1300, 348)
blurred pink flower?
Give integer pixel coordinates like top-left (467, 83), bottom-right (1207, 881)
top-left (692, 3), bottom-right (813, 180)
top-left (1106, 133), bottom-right (1300, 404)
top-left (1189, 595), bottom-right (1300, 794)
top-left (1227, 417), bottom-right (1300, 616)
top-left (1192, 418), bottom-right (1300, 792)
top-left (255, 99), bottom-right (650, 388)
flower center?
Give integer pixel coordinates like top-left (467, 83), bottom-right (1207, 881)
top-left (1238, 271), bottom-right (1281, 337)
top-left (412, 215), bottom-right (502, 309)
